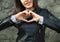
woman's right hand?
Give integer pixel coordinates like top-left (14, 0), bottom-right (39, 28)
top-left (14, 10), bottom-right (30, 22)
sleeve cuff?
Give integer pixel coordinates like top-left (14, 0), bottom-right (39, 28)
top-left (38, 16), bottom-right (44, 25)
top-left (11, 15), bottom-right (21, 24)
top-left (11, 15), bottom-right (18, 23)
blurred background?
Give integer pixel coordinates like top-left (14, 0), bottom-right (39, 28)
top-left (0, 0), bottom-right (60, 42)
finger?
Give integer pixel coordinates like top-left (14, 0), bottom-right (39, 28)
top-left (15, 12), bottom-right (25, 17)
top-left (27, 19), bottom-right (34, 22)
top-left (27, 10), bottom-right (31, 16)
top-left (29, 11), bottom-right (33, 13)
top-left (23, 10), bottom-right (30, 16)
top-left (25, 13), bottom-right (30, 16)
top-left (22, 19), bottom-right (28, 22)
top-left (24, 10), bottom-right (32, 16)
top-left (29, 11), bottom-right (37, 16)
top-left (29, 11), bottom-right (35, 16)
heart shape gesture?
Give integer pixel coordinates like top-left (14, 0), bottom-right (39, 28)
top-left (27, 11), bottom-right (40, 22)
top-left (14, 10), bottom-right (40, 23)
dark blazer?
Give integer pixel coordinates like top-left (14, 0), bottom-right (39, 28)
top-left (0, 8), bottom-right (60, 42)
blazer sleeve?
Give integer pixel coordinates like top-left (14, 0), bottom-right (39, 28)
top-left (43, 9), bottom-right (60, 33)
top-left (0, 15), bottom-right (14, 31)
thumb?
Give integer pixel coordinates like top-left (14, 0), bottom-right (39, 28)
top-left (22, 18), bottom-right (28, 22)
top-left (27, 19), bottom-right (34, 22)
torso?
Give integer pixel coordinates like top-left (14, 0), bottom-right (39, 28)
top-left (16, 8), bottom-right (46, 42)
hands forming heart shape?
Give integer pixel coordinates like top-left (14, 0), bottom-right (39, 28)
top-left (14, 10), bottom-right (40, 23)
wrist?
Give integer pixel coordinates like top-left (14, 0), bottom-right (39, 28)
top-left (38, 16), bottom-right (44, 25)
top-left (11, 15), bottom-right (21, 23)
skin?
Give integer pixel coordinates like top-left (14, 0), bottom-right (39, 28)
top-left (20, 0), bottom-right (33, 10)
top-left (14, 0), bottom-right (41, 22)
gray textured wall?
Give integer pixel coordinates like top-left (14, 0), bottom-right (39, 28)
top-left (0, 0), bottom-right (60, 42)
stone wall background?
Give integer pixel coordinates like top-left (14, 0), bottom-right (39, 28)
top-left (0, 0), bottom-right (60, 42)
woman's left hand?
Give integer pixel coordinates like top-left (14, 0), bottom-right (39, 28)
top-left (27, 11), bottom-right (40, 22)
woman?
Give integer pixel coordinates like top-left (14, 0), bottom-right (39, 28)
top-left (0, 0), bottom-right (60, 42)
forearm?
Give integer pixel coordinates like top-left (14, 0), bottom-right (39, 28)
top-left (38, 16), bottom-right (60, 33)
top-left (44, 17), bottom-right (60, 32)
top-left (0, 16), bottom-right (14, 31)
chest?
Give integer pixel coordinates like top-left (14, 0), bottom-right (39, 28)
top-left (17, 22), bottom-right (42, 34)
